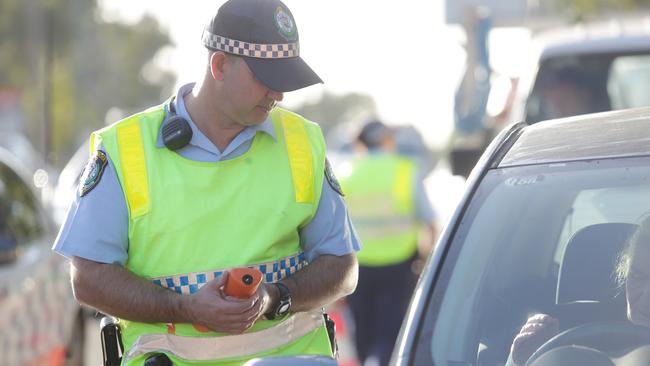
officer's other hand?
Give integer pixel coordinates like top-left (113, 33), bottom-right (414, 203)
top-left (510, 313), bottom-right (559, 365)
top-left (187, 271), bottom-right (263, 334)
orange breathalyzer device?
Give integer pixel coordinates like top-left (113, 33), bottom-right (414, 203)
top-left (191, 268), bottom-right (264, 333)
top-left (224, 268), bottom-right (263, 298)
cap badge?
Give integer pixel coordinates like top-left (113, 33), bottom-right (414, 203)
top-left (275, 6), bottom-right (297, 41)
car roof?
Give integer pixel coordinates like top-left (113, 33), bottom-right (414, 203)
top-left (499, 107), bottom-right (650, 167)
top-left (536, 18), bottom-right (650, 59)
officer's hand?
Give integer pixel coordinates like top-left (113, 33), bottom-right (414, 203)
top-left (256, 282), bottom-right (277, 320)
top-left (510, 313), bottom-right (559, 365)
top-left (187, 272), bottom-right (264, 334)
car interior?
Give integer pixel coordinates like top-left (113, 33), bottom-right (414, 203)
top-left (553, 223), bottom-right (635, 327)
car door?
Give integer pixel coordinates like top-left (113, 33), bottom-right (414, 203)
top-left (0, 157), bottom-right (80, 365)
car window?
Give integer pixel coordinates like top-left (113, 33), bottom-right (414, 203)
top-left (608, 55), bottom-right (650, 110)
top-left (0, 161), bottom-right (44, 262)
top-left (554, 186), bottom-right (650, 264)
top-left (414, 156), bottom-right (650, 366)
top-left (525, 52), bottom-right (650, 124)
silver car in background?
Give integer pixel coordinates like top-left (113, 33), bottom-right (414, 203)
top-left (0, 147), bottom-right (84, 365)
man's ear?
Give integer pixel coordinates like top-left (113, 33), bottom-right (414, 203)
top-left (210, 52), bottom-right (228, 81)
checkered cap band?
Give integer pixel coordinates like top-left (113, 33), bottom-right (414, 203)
top-left (150, 252), bottom-right (307, 295)
top-left (202, 30), bottom-right (299, 59)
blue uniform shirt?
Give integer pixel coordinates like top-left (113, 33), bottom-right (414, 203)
top-left (413, 177), bottom-right (435, 224)
top-left (411, 166), bottom-right (435, 223)
top-left (53, 83), bottom-right (361, 265)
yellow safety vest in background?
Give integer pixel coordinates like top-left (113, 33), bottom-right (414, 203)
top-left (91, 103), bottom-right (333, 365)
top-left (339, 154), bottom-right (419, 266)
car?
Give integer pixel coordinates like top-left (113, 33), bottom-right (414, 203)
top-left (506, 18), bottom-right (650, 126)
top-left (51, 141), bottom-right (88, 227)
top-left (449, 19), bottom-right (650, 180)
top-left (392, 108), bottom-right (650, 366)
top-left (0, 146), bottom-right (84, 365)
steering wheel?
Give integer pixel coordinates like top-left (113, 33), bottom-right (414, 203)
top-left (524, 322), bottom-right (650, 366)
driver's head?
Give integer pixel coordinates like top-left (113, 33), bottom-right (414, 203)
top-left (537, 66), bottom-right (594, 119)
top-left (618, 216), bottom-right (650, 327)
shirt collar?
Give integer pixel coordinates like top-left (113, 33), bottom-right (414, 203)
top-left (156, 83), bottom-right (277, 149)
top-left (251, 117), bottom-right (277, 141)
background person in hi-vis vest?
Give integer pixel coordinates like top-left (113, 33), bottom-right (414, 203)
top-left (52, 0), bottom-right (360, 364)
top-left (339, 120), bottom-right (438, 366)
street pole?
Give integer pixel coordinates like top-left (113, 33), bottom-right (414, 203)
top-left (43, 9), bottom-right (54, 166)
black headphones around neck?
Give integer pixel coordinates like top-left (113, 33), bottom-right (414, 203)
top-left (162, 97), bottom-right (193, 151)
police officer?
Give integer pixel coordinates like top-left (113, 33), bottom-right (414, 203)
top-left (52, 0), bottom-right (360, 364)
top-left (339, 120), bottom-right (437, 366)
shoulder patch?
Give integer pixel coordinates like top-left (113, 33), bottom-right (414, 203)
top-left (325, 159), bottom-right (344, 196)
top-left (79, 150), bottom-right (108, 197)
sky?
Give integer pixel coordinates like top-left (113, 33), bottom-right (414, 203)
top-left (98, 1), bottom-right (478, 148)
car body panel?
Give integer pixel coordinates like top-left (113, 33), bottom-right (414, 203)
top-left (537, 19), bottom-right (650, 60)
top-left (501, 107), bottom-right (650, 167)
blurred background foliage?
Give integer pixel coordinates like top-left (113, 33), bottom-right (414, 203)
top-left (13, 0), bottom-right (650, 169)
top-left (0, 0), bottom-right (377, 168)
top-left (0, 0), bottom-right (175, 167)
top-left (557, 0), bottom-right (650, 18)
top-left (292, 91), bottom-right (377, 137)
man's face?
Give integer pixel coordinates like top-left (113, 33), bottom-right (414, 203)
top-left (626, 239), bottom-right (650, 328)
top-left (541, 82), bottom-right (592, 119)
top-left (222, 56), bottom-right (284, 126)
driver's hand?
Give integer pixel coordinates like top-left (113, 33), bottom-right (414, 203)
top-left (510, 313), bottom-right (559, 366)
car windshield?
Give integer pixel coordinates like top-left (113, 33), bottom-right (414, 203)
top-left (418, 156), bottom-right (650, 366)
top-left (525, 53), bottom-right (650, 124)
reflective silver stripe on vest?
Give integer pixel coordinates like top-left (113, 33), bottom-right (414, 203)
top-left (150, 253), bottom-right (307, 294)
top-left (124, 310), bottom-right (325, 362)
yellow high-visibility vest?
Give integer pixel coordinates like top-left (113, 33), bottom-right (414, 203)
top-left (339, 154), bottom-right (419, 266)
top-left (91, 102), bottom-right (333, 365)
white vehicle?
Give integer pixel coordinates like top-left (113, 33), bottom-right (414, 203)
top-left (509, 18), bottom-right (650, 125)
top-left (51, 142), bottom-right (88, 226)
top-left (0, 146), bottom-right (84, 365)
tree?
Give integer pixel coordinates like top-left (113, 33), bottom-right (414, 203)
top-left (0, 0), bottom-right (175, 167)
top-left (554, 0), bottom-right (650, 18)
top-left (290, 91), bottom-right (377, 136)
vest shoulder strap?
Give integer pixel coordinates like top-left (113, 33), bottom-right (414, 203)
top-left (92, 107), bottom-right (161, 219)
top-left (273, 108), bottom-right (323, 205)
top-left (99, 105), bottom-right (323, 217)
top-left (116, 118), bottom-right (150, 218)
top-left (394, 157), bottom-right (415, 210)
